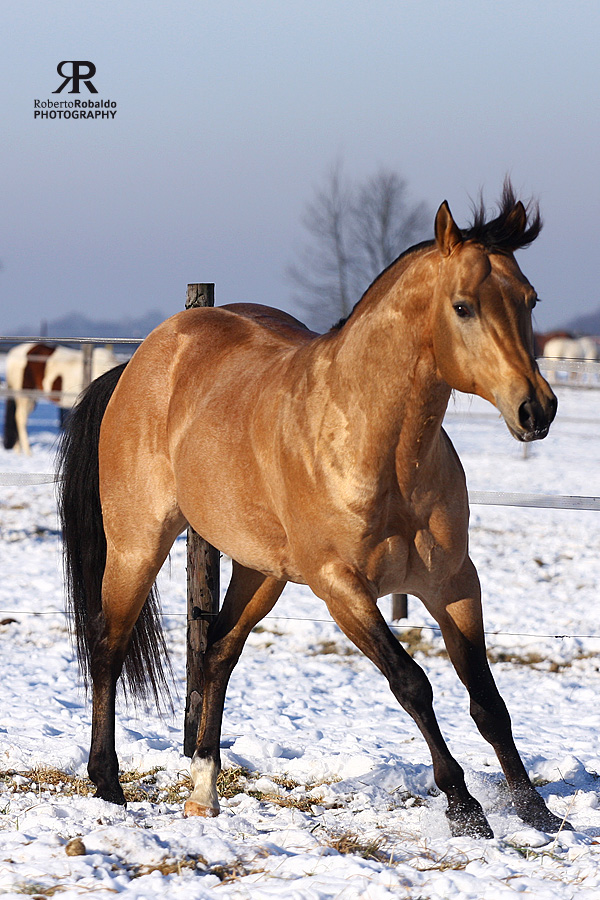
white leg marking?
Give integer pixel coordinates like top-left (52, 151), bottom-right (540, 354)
top-left (184, 755), bottom-right (220, 817)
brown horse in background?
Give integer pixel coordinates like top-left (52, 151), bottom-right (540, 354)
top-left (58, 183), bottom-right (563, 839)
top-left (3, 342), bottom-right (119, 455)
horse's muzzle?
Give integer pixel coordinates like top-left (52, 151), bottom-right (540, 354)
top-left (517, 393), bottom-right (558, 442)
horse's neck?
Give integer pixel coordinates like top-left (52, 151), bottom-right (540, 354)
top-left (319, 250), bottom-right (451, 466)
top-left (289, 254), bottom-right (451, 506)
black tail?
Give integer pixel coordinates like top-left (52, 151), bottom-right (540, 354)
top-left (3, 398), bottom-right (18, 449)
top-left (57, 362), bottom-right (171, 705)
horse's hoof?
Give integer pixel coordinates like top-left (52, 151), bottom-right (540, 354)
top-left (94, 787), bottom-right (127, 807)
top-left (446, 800), bottom-right (494, 839)
top-left (184, 799), bottom-right (219, 818)
top-left (447, 814), bottom-right (494, 840)
top-left (514, 792), bottom-right (573, 832)
top-left (520, 806), bottom-right (573, 833)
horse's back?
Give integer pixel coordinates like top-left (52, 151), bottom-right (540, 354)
top-left (156, 304), bottom-right (316, 355)
top-left (126, 305), bottom-right (312, 448)
top-left (140, 305), bottom-right (317, 385)
top-left (100, 304), bottom-right (307, 459)
top-left (221, 303), bottom-right (318, 343)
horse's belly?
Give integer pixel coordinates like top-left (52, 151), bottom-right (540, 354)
top-left (177, 486), bottom-right (303, 582)
top-left (219, 529), bottom-right (304, 583)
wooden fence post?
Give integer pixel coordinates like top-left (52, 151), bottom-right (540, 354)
top-left (183, 283), bottom-right (221, 759)
top-left (391, 593), bottom-right (408, 621)
top-left (81, 343), bottom-right (93, 390)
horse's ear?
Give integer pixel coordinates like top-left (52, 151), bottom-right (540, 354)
top-left (505, 200), bottom-right (527, 235)
top-left (435, 201), bottom-right (462, 257)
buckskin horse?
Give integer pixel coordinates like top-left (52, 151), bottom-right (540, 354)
top-left (58, 183), bottom-right (564, 838)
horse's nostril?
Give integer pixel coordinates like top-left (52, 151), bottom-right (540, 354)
top-left (518, 398), bottom-right (536, 431)
top-left (518, 396), bottom-right (554, 436)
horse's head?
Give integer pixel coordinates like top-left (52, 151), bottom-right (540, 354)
top-left (431, 186), bottom-right (557, 442)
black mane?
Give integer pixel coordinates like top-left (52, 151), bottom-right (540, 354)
top-left (330, 180), bottom-right (541, 331)
top-left (462, 179), bottom-right (542, 253)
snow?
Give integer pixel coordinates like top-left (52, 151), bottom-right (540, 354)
top-left (0, 383), bottom-right (600, 899)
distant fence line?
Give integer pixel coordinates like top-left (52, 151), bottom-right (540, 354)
top-left (0, 336), bottom-right (598, 382)
top-left (1, 605), bottom-right (599, 644)
top-left (469, 491), bottom-right (600, 511)
top-left (541, 357), bottom-right (600, 374)
top-left (0, 387), bottom-right (83, 402)
top-left (0, 335), bottom-right (144, 345)
top-left (540, 357), bottom-right (600, 388)
top-left (0, 468), bottom-right (598, 513)
top-left (0, 336), bottom-right (598, 365)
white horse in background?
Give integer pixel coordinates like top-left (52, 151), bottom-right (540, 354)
top-left (542, 335), bottom-right (599, 361)
top-left (542, 335), bottom-right (600, 385)
top-left (3, 342), bottom-right (120, 455)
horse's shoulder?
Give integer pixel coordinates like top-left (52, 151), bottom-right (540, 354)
top-left (437, 428), bottom-right (467, 487)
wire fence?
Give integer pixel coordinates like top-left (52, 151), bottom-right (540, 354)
top-left (1, 468), bottom-right (599, 513)
top-left (2, 607), bottom-right (599, 644)
top-left (0, 335), bottom-right (144, 344)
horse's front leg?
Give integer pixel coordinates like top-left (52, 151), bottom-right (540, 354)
top-left (429, 557), bottom-right (570, 832)
top-left (185, 563), bottom-right (286, 817)
top-left (312, 566), bottom-right (493, 839)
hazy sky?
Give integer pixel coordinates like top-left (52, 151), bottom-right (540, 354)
top-left (2, 1), bottom-right (599, 334)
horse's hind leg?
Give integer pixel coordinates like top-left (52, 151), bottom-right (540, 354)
top-left (430, 558), bottom-right (569, 832)
top-left (88, 613), bottom-right (130, 805)
top-left (15, 396), bottom-right (34, 455)
top-left (185, 561), bottom-right (286, 817)
top-left (87, 523), bottom-right (181, 804)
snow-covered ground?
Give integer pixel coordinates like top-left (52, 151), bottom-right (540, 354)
top-left (0, 381), bottom-right (599, 899)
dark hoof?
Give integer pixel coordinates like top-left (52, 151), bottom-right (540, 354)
top-left (94, 785), bottom-right (127, 806)
top-left (518, 804), bottom-right (572, 833)
top-left (514, 790), bottom-right (572, 833)
top-left (446, 800), bottom-right (494, 839)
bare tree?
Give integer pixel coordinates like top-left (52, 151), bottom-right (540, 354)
top-left (288, 163), bottom-right (430, 332)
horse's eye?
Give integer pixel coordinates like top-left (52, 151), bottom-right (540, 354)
top-left (453, 303), bottom-right (473, 319)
